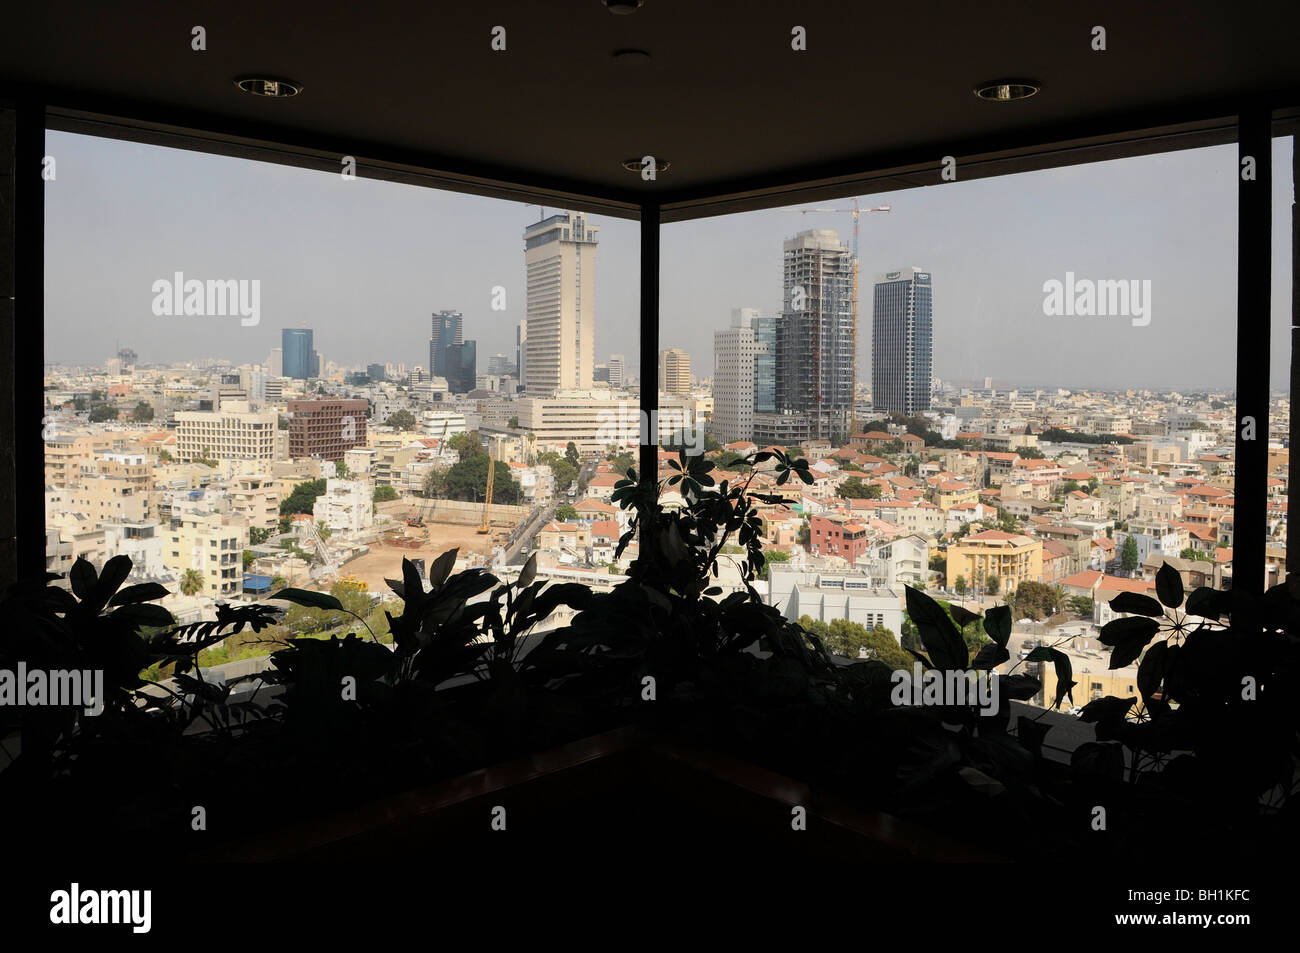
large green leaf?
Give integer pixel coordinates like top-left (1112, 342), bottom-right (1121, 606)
top-left (982, 605), bottom-right (1011, 647)
top-left (948, 603), bottom-right (981, 629)
top-left (1098, 614), bottom-right (1160, 647)
top-left (428, 548), bottom-right (459, 589)
top-left (905, 585), bottom-right (967, 670)
top-left (270, 588), bottom-right (344, 612)
top-left (69, 557), bottom-right (97, 601)
top-left (1185, 586), bottom-right (1230, 620)
top-left (1048, 648), bottom-right (1075, 710)
top-left (1108, 591), bottom-right (1164, 617)
top-left (971, 642), bottom-right (1009, 670)
top-left (1137, 640), bottom-right (1167, 702)
top-left (1155, 563), bottom-right (1184, 608)
top-left (108, 582), bottom-right (171, 606)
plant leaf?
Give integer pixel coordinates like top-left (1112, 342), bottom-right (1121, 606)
top-left (270, 588), bottom-right (344, 612)
top-left (1155, 562), bottom-right (1184, 608)
top-left (1109, 591), bottom-right (1164, 617)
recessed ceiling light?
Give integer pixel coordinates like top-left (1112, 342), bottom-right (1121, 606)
top-left (974, 80), bottom-right (1039, 102)
top-left (603, 0), bottom-right (644, 14)
top-left (234, 76), bottom-right (303, 98)
top-left (612, 48), bottom-right (652, 64)
top-left (622, 157), bottom-right (670, 174)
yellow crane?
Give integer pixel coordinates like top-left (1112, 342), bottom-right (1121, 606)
top-left (478, 433), bottom-right (505, 534)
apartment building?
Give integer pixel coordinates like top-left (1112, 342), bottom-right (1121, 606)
top-left (175, 400), bottom-right (278, 462)
top-left (312, 478), bottom-right (374, 533)
top-left (768, 566), bottom-right (903, 635)
top-left (809, 513), bottom-right (872, 563)
top-left (162, 510), bottom-right (245, 598)
top-left (946, 529), bottom-right (1044, 593)
top-left (231, 474), bottom-right (279, 530)
top-left (287, 398), bottom-right (369, 461)
top-left (523, 212), bottom-right (598, 395)
top-left (44, 434), bottom-right (113, 488)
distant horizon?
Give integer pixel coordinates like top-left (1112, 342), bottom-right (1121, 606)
top-left (43, 131), bottom-right (1293, 393)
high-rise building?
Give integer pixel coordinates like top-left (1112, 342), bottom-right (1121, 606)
top-left (523, 212), bottom-right (598, 395)
top-left (430, 310), bottom-right (463, 380)
top-left (367, 363), bottom-right (387, 382)
top-left (486, 353), bottom-right (514, 377)
top-left (754, 314), bottom-right (776, 413)
top-left (268, 347), bottom-right (283, 378)
top-left (712, 309), bottom-right (762, 445)
top-left (117, 347), bottom-right (138, 367)
top-left (282, 328), bottom-right (318, 380)
top-left (516, 320), bottom-right (528, 391)
top-left (287, 398), bottom-right (369, 461)
top-left (607, 354), bottom-right (626, 390)
top-left (871, 267), bottom-right (933, 416)
top-left (659, 347), bottom-right (692, 396)
top-left (447, 340), bottom-right (477, 393)
top-left (775, 229), bottom-right (855, 442)
top-left (175, 400), bottom-right (278, 462)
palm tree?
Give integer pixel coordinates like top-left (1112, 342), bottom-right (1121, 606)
top-left (179, 569), bottom-right (204, 596)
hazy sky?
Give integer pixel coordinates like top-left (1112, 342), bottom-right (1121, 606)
top-left (45, 130), bottom-right (1293, 391)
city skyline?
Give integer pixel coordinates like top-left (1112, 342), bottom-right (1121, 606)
top-left (42, 131), bottom-right (1293, 392)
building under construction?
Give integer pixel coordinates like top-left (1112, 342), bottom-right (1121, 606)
top-left (771, 229), bottom-right (856, 444)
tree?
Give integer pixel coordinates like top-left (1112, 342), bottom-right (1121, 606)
top-left (1017, 446), bottom-right (1046, 459)
top-left (385, 409), bottom-right (418, 430)
top-left (538, 451), bottom-right (578, 494)
top-left (271, 575), bottom-right (288, 590)
top-left (88, 404), bottom-right (118, 422)
top-left (954, 575), bottom-right (967, 595)
top-left (798, 615), bottom-right (910, 670)
top-left (1067, 595), bottom-right (1095, 618)
top-left (565, 441), bottom-right (580, 467)
top-left (158, 449), bottom-right (173, 462)
top-left (249, 526), bottom-right (275, 545)
top-left (508, 416), bottom-right (519, 430)
top-left (986, 575), bottom-right (1000, 595)
top-left (929, 553), bottom-right (946, 576)
top-left (278, 414), bottom-right (289, 431)
top-left (131, 401), bottom-right (155, 422)
top-left (242, 550), bottom-right (256, 571)
top-left (1061, 479), bottom-right (1080, 494)
top-left (1179, 546), bottom-right (1212, 563)
top-left (179, 569), bottom-right (204, 596)
top-left (838, 476), bottom-right (881, 500)
top-left (281, 478), bottom-right (328, 516)
top-left (796, 519), bottom-right (810, 547)
top-left (1010, 580), bottom-right (1061, 620)
top-left (1120, 536), bottom-right (1140, 573)
top-left (758, 548), bottom-right (792, 580)
top-left (1087, 477), bottom-right (1100, 494)
top-left (373, 484), bottom-right (399, 503)
top-left (335, 461), bottom-right (351, 480)
top-left (424, 447), bottom-right (523, 505)
top-left (555, 503), bottom-right (578, 521)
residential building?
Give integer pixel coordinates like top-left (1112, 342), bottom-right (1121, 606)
top-left (872, 267), bottom-right (933, 416)
top-left (175, 400), bottom-right (278, 462)
top-left (162, 510), bottom-right (245, 599)
top-left (287, 399), bottom-right (369, 461)
top-left (946, 529), bottom-right (1044, 594)
top-left (524, 211), bottom-right (598, 394)
top-left (768, 566), bottom-right (903, 636)
top-left (312, 478), bottom-right (374, 533)
top-left (659, 347), bottom-right (692, 396)
top-left (777, 229), bottom-right (855, 441)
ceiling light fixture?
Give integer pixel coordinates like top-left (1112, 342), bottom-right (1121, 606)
top-left (234, 76), bottom-right (303, 98)
top-left (622, 157), bottom-right (670, 174)
top-left (974, 80), bottom-right (1039, 102)
top-left (611, 48), bottom-right (652, 64)
top-left (602, 0), bottom-right (644, 14)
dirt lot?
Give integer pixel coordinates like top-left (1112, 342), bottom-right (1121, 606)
top-left (341, 522), bottom-right (508, 593)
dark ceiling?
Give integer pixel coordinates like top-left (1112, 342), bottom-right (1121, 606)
top-left (2, 0), bottom-right (1299, 220)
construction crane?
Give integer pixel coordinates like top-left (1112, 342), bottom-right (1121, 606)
top-left (478, 433), bottom-right (505, 534)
